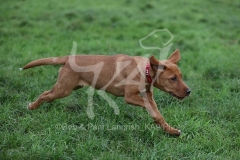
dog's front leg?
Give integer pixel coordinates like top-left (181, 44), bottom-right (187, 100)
top-left (124, 89), bottom-right (181, 136)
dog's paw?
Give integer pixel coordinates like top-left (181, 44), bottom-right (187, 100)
top-left (177, 130), bottom-right (181, 135)
top-left (27, 103), bottom-right (33, 110)
top-left (173, 130), bottom-right (181, 136)
top-left (168, 129), bottom-right (181, 136)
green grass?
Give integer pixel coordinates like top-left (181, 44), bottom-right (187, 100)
top-left (1, 0), bottom-right (240, 159)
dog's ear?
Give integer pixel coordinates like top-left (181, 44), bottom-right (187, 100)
top-left (149, 56), bottom-right (165, 71)
top-left (168, 49), bottom-right (181, 64)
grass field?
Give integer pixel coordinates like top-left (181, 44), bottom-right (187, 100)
top-left (1, 0), bottom-right (240, 159)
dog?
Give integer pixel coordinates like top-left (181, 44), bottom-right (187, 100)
top-left (22, 49), bottom-right (190, 136)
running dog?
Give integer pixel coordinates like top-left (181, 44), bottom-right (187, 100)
top-left (22, 49), bottom-right (191, 136)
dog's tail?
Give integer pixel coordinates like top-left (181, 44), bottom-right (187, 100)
top-left (22, 56), bottom-right (68, 70)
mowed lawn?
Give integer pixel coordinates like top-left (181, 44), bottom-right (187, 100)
top-left (0, 0), bottom-right (240, 159)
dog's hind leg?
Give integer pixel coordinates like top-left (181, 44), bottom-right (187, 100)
top-left (28, 67), bottom-right (79, 110)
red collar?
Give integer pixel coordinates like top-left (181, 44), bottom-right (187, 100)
top-left (146, 63), bottom-right (152, 84)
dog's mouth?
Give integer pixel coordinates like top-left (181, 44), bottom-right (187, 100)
top-left (169, 92), bottom-right (185, 100)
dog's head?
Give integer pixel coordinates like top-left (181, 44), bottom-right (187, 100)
top-left (150, 49), bottom-right (191, 99)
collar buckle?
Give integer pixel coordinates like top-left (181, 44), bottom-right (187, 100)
top-left (146, 63), bottom-right (152, 84)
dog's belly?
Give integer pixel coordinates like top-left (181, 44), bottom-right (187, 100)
top-left (76, 76), bottom-right (125, 97)
top-left (77, 80), bottom-right (89, 87)
top-left (104, 85), bottom-right (125, 97)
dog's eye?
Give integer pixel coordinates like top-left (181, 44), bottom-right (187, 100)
top-left (171, 76), bottom-right (177, 81)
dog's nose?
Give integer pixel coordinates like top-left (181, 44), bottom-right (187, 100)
top-left (186, 89), bottom-right (191, 95)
